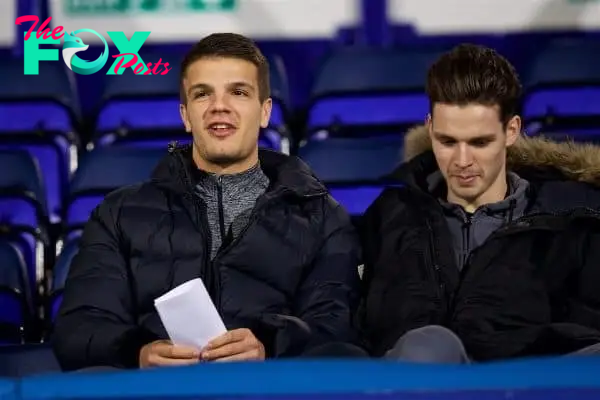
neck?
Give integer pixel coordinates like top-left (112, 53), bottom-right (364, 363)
top-left (447, 168), bottom-right (508, 213)
top-left (192, 146), bottom-right (259, 175)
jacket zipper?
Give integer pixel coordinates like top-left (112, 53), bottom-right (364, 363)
top-left (424, 220), bottom-right (443, 307)
top-left (216, 176), bottom-right (226, 243)
top-left (173, 150), bottom-right (219, 311)
top-left (210, 190), bottom-right (280, 311)
top-left (213, 176), bottom-right (227, 311)
top-left (461, 214), bottom-right (472, 269)
top-left (405, 186), bottom-right (447, 320)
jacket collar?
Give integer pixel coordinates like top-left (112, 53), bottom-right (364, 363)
top-left (150, 144), bottom-right (328, 198)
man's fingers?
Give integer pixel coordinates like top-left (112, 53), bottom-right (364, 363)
top-left (157, 343), bottom-right (200, 359)
top-left (149, 354), bottom-right (200, 367)
top-left (205, 329), bottom-right (249, 350)
top-left (202, 341), bottom-right (248, 360)
top-left (213, 350), bottom-right (261, 362)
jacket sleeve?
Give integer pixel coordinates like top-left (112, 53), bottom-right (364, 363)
top-left (354, 199), bottom-right (384, 354)
top-left (268, 197), bottom-right (362, 356)
top-left (568, 228), bottom-right (600, 338)
top-left (52, 190), bottom-right (159, 371)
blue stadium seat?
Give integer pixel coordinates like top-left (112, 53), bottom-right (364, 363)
top-left (94, 50), bottom-right (181, 134)
top-left (329, 185), bottom-right (386, 217)
top-left (64, 147), bottom-right (165, 230)
top-left (527, 122), bottom-right (600, 144)
top-left (267, 55), bottom-right (292, 153)
top-left (0, 240), bottom-right (31, 344)
top-left (0, 150), bottom-right (48, 298)
top-left (298, 136), bottom-right (402, 215)
top-left (92, 53), bottom-right (290, 153)
top-left (0, 343), bottom-right (59, 377)
top-left (48, 237), bottom-right (80, 323)
top-left (306, 47), bottom-right (440, 137)
top-left (523, 38), bottom-right (600, 125)
top-left (0, 58), bottom-right (80, 223)
top-left (299, 136), bottom-right (403, 182)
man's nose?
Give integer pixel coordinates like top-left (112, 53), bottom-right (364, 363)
top-left (208, 92), bottom-right (231, 112)
top-left (454, 144), bottom-right (474, 168)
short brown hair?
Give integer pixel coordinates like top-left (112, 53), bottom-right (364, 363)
top-left (179, 33), bottom-right (270, 103)
top-left (426, 44), bottom-right (522, 126)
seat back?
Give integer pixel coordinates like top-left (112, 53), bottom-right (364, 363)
top-left (0, 343), bottom-right (60, 377)
top-left (523, 39), bottom-right (600, 122)
top-left (328, 185), bottom-right (387, 217)
top-left (0, 59), bottom-right (77, 223)
top-left (0, 136), bottom-right (69, 223)
top-left (65, 147), bottom-right (165, 228)
top-left (298, 136), bottom-right (403, 183)
top-left (0, 240), bottom-right (30, 344)
top-left (0, 150), bottom-right (48, 294)
top-left (0, 149), bottom-right (47, 215)
top-left (0, 59), bottom-right (79, 133)
top-left (307, 47), bottom-right (441, 136)
top-left (49, 236), bottom-right (81, 322)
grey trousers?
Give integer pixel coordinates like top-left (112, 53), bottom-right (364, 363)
top-left (384, 325), bottom-right (600, 364)
top-left (567, 342), bottom-right (600, 356)
top-left (385, 325), bottom-right (469, 364)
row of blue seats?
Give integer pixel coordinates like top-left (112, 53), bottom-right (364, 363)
top-left (3, 38), bottom-right (600, 135)
top-left (2, 39), bottom-right (600, 224)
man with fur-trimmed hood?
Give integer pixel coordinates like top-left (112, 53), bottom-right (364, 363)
top-left (359, 44), bottom-right (600, 362)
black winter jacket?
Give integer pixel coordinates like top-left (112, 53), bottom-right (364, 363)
top-left (53, 147), bottom-right (362, 370)
top-left (360, 125), bottom-right (600, 361)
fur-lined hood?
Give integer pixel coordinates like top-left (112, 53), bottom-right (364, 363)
top-left (402, 125), bottom-right (600, 187)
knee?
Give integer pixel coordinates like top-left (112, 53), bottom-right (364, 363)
top-left (386, 325), bottom-right (468, 364)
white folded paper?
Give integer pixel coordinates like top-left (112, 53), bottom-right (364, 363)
top-left (154, 278), bottom-right (227, 350)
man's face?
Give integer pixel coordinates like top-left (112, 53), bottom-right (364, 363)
top-left (428, 103), bottom-right (520, 208)
top-left (180, 57), bottom-right (271, 170)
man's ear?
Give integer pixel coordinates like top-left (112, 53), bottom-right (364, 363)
top-left (505, 115), bottom-right (521, 147)
top-left (180, 103), bottom-right (191, 133)
top-left (426, 113), bottom-right (433, 139)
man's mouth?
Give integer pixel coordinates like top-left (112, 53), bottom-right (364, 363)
top-left (455, 175), bottom-right (478, 184)
top-left (207, 123), bottom-right (236, 137)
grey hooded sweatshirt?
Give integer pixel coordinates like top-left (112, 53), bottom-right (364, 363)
top-left (431, 172), bottom-right (530, 270)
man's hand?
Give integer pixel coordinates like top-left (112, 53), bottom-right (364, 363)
top-left (201, 328), bottom-right (265, 362)
top-left (139, 340), bottom-right (200, 368)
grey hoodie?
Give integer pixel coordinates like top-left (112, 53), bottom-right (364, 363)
top-left (431, 172), bottom-right (530, 270)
